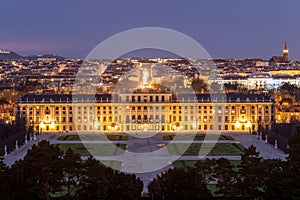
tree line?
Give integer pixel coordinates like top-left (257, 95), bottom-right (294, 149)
top-left (148, 128), bottom-right (300, 200)
top-left (1, 128), bottom-right (300, 199)
top-left (0, 116), bottom-right (26, 154)
top-left (0, 141), bottom-right (143, 200)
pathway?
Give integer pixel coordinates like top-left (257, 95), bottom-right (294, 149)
top-left (228, 133), bottom-right (288, 161)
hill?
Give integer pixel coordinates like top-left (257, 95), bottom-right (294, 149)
top-left (0, 50), bottom-right (22, 60)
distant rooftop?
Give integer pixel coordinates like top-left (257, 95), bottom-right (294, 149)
top-left (17, 93), bottom-right (274, 104)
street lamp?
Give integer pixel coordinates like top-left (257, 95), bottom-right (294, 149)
top-left (39, 121), bottom-right (45, 135)
top-left (246, 120), bottom-right (252, 134)
top-left (50, 121), bottom-right (55, 129)
top-left (94, 120), bottom-right (99, 130)
top-left (235, 121), bottom-right (241, 129)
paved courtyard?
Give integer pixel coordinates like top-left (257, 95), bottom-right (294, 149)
top-left (228, 133), bottom-right (288, 161)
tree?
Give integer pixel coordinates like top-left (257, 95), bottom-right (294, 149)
top-left (194, 159), bottom-right (215, 185)
top-left (7, 160), bottom-right (30, 200)
top-left (148, 167), bottom-right (212, 200)
top-left (214, 158), bottom-right (239, 199)
top-left (261, 159), bottom-right (284, 200)
top-left (238, 145), bottom-right (266, 199)
top-left (76, 156), bottom-right (142, 200)
top-left (76, 156), bottom-right (114, 199)
top-left (279, 127), bottom-right (300, 199)
top-left (109, 172), bottom-right (143, 200)
top-left (22, 140), bottom-right (64, 199)
top-left (63, 148), bottom-right (82, 198)
top-left (0, 157), bottom-right (8, 199)
top-left (191, 79), bottom-right (208, 93)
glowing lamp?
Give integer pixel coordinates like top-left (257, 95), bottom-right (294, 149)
top-left (40, 122), bottom-right (45, 129)
top-left (50, 121), bottom-right (55, 129)
top-left (235, 121), bottom-right (241, 128)
top-left (246, 121), bottom-right (251, 128)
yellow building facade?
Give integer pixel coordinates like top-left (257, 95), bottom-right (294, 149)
top-left (16, 91), bottom-right (275, 133)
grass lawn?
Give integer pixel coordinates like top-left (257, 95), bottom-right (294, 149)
top-left (167, 143), bottom-right (244, 156)
top-left (163, 134), bottom-right (233, 141)
top-left (57, 134), bottom-right (128, 141)
top-left (173, 160), bottom-right (198, 168)
top-left (207, 184), bottom-right (221, 197)
top-left (173, 160), bottom-right (241, 170)
top-left (57, 143), bottom-right (126, 156)
top-left (101, 160), bottom-right (122, 170)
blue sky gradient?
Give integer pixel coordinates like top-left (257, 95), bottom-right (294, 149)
top-left (0, 0), bottom-right (299, 59)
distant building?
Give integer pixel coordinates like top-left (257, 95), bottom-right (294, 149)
top-left (270, 40), bottom-right (289, 65)
top-left (209, 72), bottom-right (299, 91)
top-left (37, 57), bottom-right (57, 62)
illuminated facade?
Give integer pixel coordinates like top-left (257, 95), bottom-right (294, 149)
top-left (16, 91), bottom-right (275, 133)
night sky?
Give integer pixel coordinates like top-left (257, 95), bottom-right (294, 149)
top-left (1, 0), bottom-right (299, 60)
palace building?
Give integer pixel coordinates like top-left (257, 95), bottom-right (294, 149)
top-left (16, 90), bottom-right (275, 134)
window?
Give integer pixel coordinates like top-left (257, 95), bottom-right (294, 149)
top-left (218, 116), bottom-right (222, 122)
top-left (225, 116), bottom-right (228, 122)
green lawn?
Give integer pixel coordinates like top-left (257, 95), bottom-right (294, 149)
top-left (163, 134), bottom-right (233, 141)
top-left (57, 143), bottom-right (126, 156)
top-left (173, 160), bottom-right (198, 168)
top-left (167, 143), bottom-right (244, 156)
top-left (101, 160), bottom-right (122, 171)
top-left (57, 134), bottom-right (128, 141)
top-left (207, 184), bottom-right (221, 197)
top-left (173, 160), bottom-right (241, 170)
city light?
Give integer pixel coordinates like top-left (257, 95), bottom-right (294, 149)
top-left (235, 121), bottom-right (241, 128)
top-left (50, 121), bottom-right (55, 129)
top-left (39, 121), bottom-right (45, 129)
top-left (246, 121), bottom-right (251, 128)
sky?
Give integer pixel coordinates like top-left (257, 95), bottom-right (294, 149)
top-left (0, 0), bottom-right (300, 60)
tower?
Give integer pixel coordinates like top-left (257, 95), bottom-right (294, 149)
top-left (283, 40), bottom-right (289, 62)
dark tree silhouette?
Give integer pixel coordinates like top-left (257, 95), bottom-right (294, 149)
top-left (76, 156), bottom-right (142, 200)
top-left (63, 148), bottom-right (82, 198)
top-left (22, 141), bottom-right (64, 199)
top-left (238, 145), bottom-right (266, 199)
top-left (148, 167), bottom-right (212, 200)
top-left (279, 127), bottom-right (300, 199)
top-left (214, 158), bottom-right (239, 199)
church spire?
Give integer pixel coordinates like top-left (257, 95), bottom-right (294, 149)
top-left (283, 40), bottom-right (289, 62)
